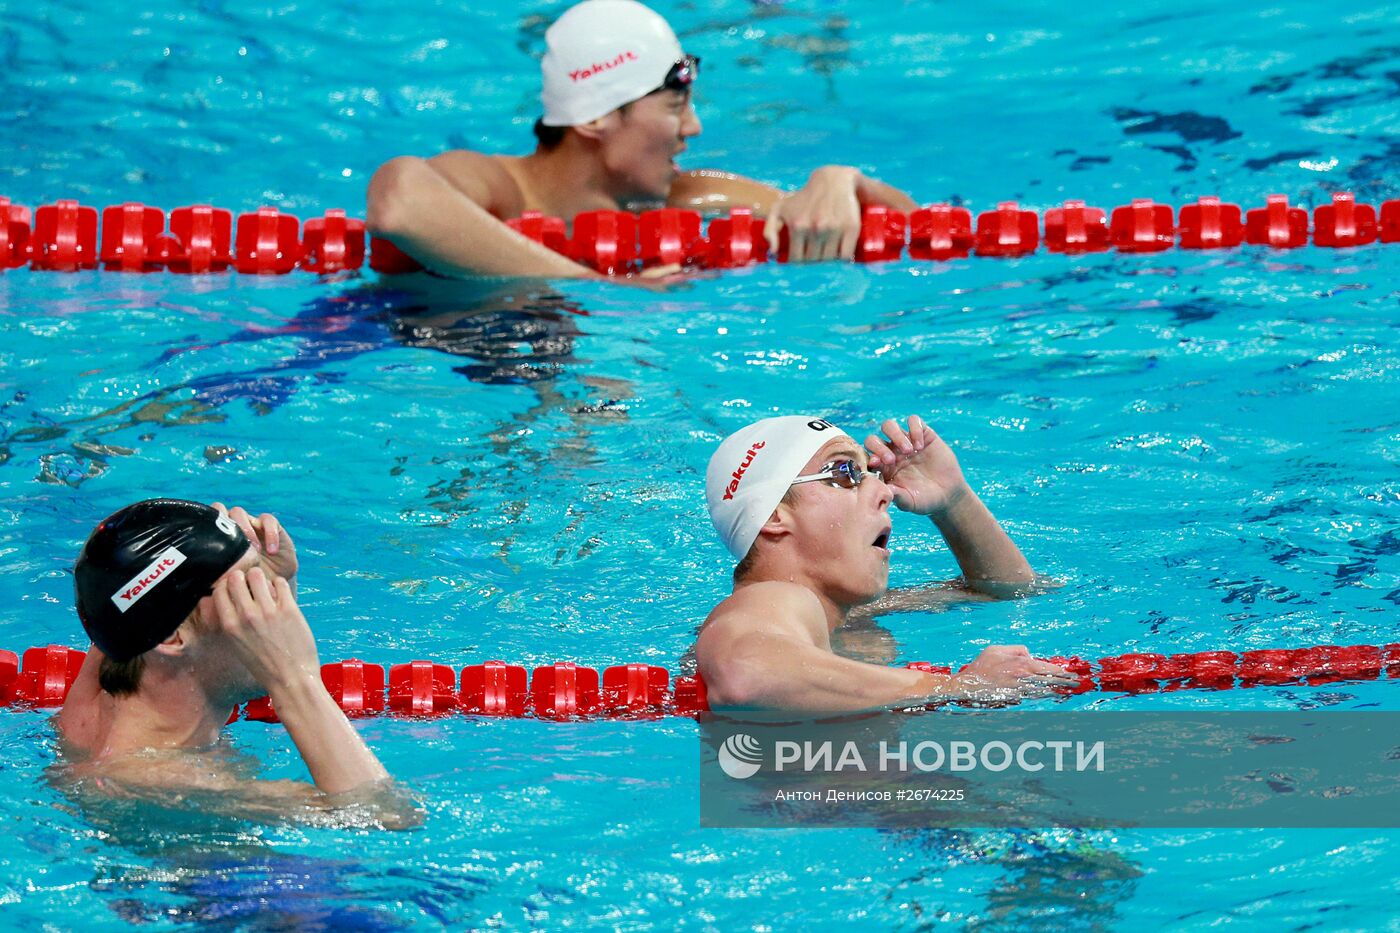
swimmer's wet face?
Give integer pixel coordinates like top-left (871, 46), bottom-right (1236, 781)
top-left (598, 82), bottom-right (702, 200)
top-left (781, 439), bottom-right (895, 605)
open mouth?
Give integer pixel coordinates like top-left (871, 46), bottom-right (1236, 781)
top-left (872, 530), bottom-right (891, 551)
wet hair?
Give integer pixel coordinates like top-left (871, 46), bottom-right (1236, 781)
top-left (98, 653), bottom-right (145, 697)
top-left (732, 487), bottom-right (800, 584)
top-left (533, 118), bottom-right (566, 150)
top-left (532, 101), bottom-right (634, 151)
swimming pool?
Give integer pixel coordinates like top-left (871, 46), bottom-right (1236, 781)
top-left (3, 0), bottom-right (1399, 927)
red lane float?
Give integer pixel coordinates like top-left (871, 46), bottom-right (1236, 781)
top-left (6, 642), bottom-right (1400, 719)
top-left (854, 206), bottom-right (906, 262)
top-left (639, 208), bottom-right (704, 267)
top-left (32, 200), bottom-right (99, 271)
top-left (168, 205), bottom-right (234, 273)
top-left (2, 192), bottom-right (1398, 276)
top-left (975, 201), bottom-right (1038, 257)
top-left (1179, 196), bottom-right (1244, 249)
top-left (1245, 194), bottom-right (1309, 248)
top-left (100, 203), bottom-right (166, 272)
top-left (0, 197), bottom-right (33, 268)
top-left (909, 204), bottom-right (973, 259)
top-left (1110, 198), bottom-right (1174, 253)
top-left (1044, 200), bottom-right (1108, 254)
top-left (301, 209), bottom-right (366, 274)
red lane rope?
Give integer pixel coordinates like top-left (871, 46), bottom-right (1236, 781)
top-left (2, 193), bottom-right (1396, 277)
top-left (5, 643), bottom-right (1399, 719)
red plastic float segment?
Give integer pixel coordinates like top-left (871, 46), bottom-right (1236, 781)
top-left (1042, 656), bottom-right (1094, 694)
top-left (323, 658), bottom-right (386, 717)
top-left (460, 660), bottom-right (528, 717)
top-left (388, 661), bottom-right (458, 715)
top-left (1178, 196), bottom-right (1244, 249)
top-left (602, 663), bottom-right (669, 714)
top-left (0, 649), bottom-right (17, 704)
top-left (233, 207), bottom-right (301, 274)
top-left (31, 200), bottom-right (99, 270)
top-left (1244, 194), bottom-right (1308, 248)
top-left (638, 208), bottom-right (704, 267)
top-left (0, 198), bottom-right (31, 270)
top-left (904, 661), bottom-right (953, 675)
top-left (704, 208), bottom-right (768, 268)
top-left (244, 696), bottom-right (280, 722)
top-left (506, 210), bottom-right (569, 254)
top-left (167, 205), bottom-right (234, 273)
top-left (974, 201), bottom-right (1038, 257)
top-left (1381, 199), bottom-right (1400, 243)
top-left (854, 206), bottom-right (906, 263)
top-left (300, 209), bottom-right (365, 273)
top-left (99, 202), bottom-right (167, 272)
top-left (1173, 651), bottom-right (1236, 689)
top-left (1295, 644), bottom-right (1384, 684)
top-left (1238, 649), bottom-right (1300, 686)
top-left (1110, 198), bottom-right (1174, 253)
top-left (531, 662), bottom-right (601, 719)
top-left (14, 645), bottom-right (85, 706)
top-left (908, 204), bottom-right (973, 260)
top-left (1043, 200), bottom-right (1109, 254)
top-left (368, 236), bottom-right (425, 274)
top-left (672, 673), bottom-right (710, 715)
top-left (1312, 191), bottom-right (1377, 248)
top-left (1096, 653), bottom-right (1169, 693)
top-left (570, 210), bottom-right (638, 275)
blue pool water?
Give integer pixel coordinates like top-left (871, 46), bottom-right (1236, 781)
top-left (3, 0), bottom-right (1400, 927)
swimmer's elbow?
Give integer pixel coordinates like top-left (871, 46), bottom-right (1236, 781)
top-left (366, 156), bottom-right (432, 239)
top-left (700, 656), bottom-right (772, 710)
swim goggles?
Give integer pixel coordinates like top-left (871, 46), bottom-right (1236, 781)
top-left (658, 55), bottom-right (701, 93)
top-left (789, 458), bottom-right (877, 490)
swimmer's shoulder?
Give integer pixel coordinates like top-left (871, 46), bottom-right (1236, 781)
top-left (700, 580), bottom-right (827, 645)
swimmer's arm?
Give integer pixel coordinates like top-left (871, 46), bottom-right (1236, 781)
top-left (929, 490), bottom-right (1038, 596)
top-left (91, 760), bottom-right (423, 829)
top-left (53, 646), bottom-right (108, 752)
top-left (668, 167), bottom-right (918, 216)
top-left (853, 582), bottom-right (998, 620)
top-left (700, 630), bottom-right (963, 712)
top-left (367, 152), bottom-right (597, 278)
top-left (213, 569), bottom-right (398, 798)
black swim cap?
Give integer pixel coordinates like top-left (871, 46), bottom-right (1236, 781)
top-left (74, 499), bottom-right (250, 662)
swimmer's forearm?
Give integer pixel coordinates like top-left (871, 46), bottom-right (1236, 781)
top-left (851, 171), bottom-right (919, 214)
top-left (930, 489), bottom-right (1035, 589)
top-left (367, 158), bottom-right (597, 278)
top-left (706, 648), bottom-right (951, 712)
top-left (270, 676), bottom-right (390, 794)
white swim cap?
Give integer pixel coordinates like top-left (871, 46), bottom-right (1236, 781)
top-left (705, 416), bottom-right (853, 560)
top-left (540, 0), bottom-right (684, 127)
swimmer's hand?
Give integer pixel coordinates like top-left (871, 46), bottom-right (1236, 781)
top-left (208, 567), bottom-right (320, 692)
top-left (212, 503), bottom-right (298, 594)
top-left (938, 645), bottom-right (1076, 705)
top-left (208, 568), bottom-right (393, 795)
top-left (863, 415), bottom-right (970, 518)
top-left (764, 165), bottom-right (863, 262)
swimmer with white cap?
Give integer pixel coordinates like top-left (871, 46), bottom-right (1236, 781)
top-left (695, 415), bottom-right (1076, 711)
top-left (367, 0), bottom-right (918, 277)
top-left (55, 500), bottom-right (418, 825)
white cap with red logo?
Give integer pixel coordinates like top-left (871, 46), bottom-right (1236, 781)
top-left (540, 0), bottom-right (684, 127)
top-left (705, 416), bottom-right (853, 559)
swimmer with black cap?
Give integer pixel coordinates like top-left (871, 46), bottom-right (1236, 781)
top-left (368, 0), bottom-right (919, 277)
top-left (56, 499), bottom-right (416, 824)
top-left (694, 415), bottom-right (1077, 711)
